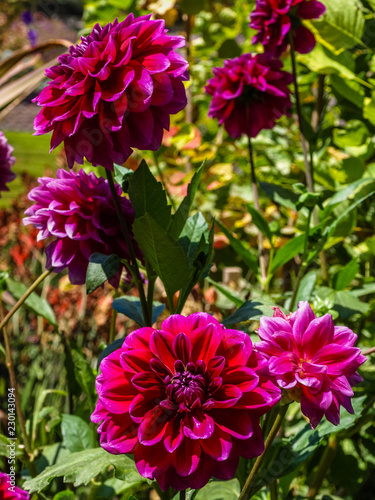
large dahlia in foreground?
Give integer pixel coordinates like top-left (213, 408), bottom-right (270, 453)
top-left (0, 131), bottom-right (16, 197)
top-left (23, 169), bottom-right (142, 285)
top-left (256, 302), bottom-right (366, 429)
top-left (0, 472), bottom-right (29, 500)
top-left (33, 14), bottom-right (188, 170)
top-left (205, 54), bottom-right (292, 139)
top-left (250, 0), bottom-right (326, 56)
top-left (91, 313), bottom-right (281, 491)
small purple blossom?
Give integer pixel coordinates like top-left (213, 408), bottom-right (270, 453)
top-left (256, 302), bottom-right (367, 428)
top-left (23, 169), bottom-right (142, 286)
top-left (0, 472), bottom-right (29, 500)
top-left (0, 131), bottom-right (16, 197)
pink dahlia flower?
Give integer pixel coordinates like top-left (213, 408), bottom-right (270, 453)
top-left (250, 0), bottom-right (326, 55)
top-left (205, 54), bottom-right (292, 139)
top-left (0, 472), bottom-right (29, 500)
top-left (256, 302), bottom-right (367, 429)
top-left (23, 169), bottom-right (141, 286)
top-left (0, 131), bottom-right (16, 197)
top-left (33, 14), bottom-right (188, 170)
top-left (91, 313), bottom-right (281, 491)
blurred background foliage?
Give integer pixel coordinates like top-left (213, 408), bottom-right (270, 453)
top-left (1, 0), bottom-right (375, 499)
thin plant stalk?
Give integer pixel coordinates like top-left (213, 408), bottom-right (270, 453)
top-left (239, 405), bottom-right (289, 500)
top-left (0, 301), bottom-right (38, 477)
top-left (180, 490), bottom-right (186, 500)
top-left (105, 169), bottom-right (151, 327)
top-left (248, 135), bottom-right (267, 285)
top-left (0, 268), bottom-right (52, 333)
top-left (289, 33), bottom-right (314, 193)
top-left (270, 480), bottom-right (278, 500)
top-left (289, 209), bottom-right (313, 311)
top-left (307, 436), bottom-right (338, 499)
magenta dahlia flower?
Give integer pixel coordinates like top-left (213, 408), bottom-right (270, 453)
top-left (205, 54), bottom-right (292, 139)
top-left (23, 169), bottom-right (141, 286)
top-left (91, 313), bottom-right (281, 491)
top-left (256, 302), bottom-right (367, 429)
top-left (250, 0), bottom-right (326, 55)
top-left (33, 14), bottom-right (188, 170)
top-left (0, 131), bottom-right (16, 197)
top-left (0, 472), bottom-right (29, 500)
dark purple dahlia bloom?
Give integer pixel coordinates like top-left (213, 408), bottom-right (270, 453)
top-left (33, 14), bottom-right (189, 170)
top-left (205, 53), bottom-right (292, 139)
top-left (0, 131), bottom-right (16, 197)
top-left (250, 0), bottom-right (326, 56)
top-left (23, 169), bottom-right (142, 286)
top-left (0, 472), bottom-right (29, 499)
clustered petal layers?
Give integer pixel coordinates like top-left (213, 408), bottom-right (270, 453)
top-left (23, 169), bottom-right (141, 286)
top-left (205, 53), bottom-right (292, 139)
top-left (0, 472), bottom-right (29, 500)
top-left (33, 14), bottom-right (189, 170)
top-left (0, 131), bottom-right (16, 197)
top-left (256, 301), bottom-right (366, 428)
top-left (250, 0), bottom-right (326, 55)
top-left (91, 313), bottom-right (281, 491)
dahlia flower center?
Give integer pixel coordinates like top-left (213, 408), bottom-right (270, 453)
top-left (167, 360), bottom-right (207, 407)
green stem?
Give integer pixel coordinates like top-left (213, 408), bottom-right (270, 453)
top-left (289, 209), bottom-right (313, 311)
top-left (270, 480), bottom-right (278, 500)
top-left (109, 302), bottom-right (117, 345)
top-left (239, 405), bottom-right (288, 500)
top-left (0, 302), bottom-right (38, 477)
top-left (146, 265), bottom-right (157, 325)
top-left (307, 436), bottom-right (338, 499)
top-left (153, 152), bottom-right (176, 211)
top-left (0, 269), bottom-right (52, 333)
top-left (105, 170), bottom-right (152, 327)
top-left (248, 135), bottom-right (267, 286)
top-left (289, 33), bottom-right (314, 193)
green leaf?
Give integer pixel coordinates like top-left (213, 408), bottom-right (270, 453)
top-left (128, 160), bottom-right (171, 230)
top-left (271, 234), bottom-right (306, 274)
top-left (247, 205), bottom-right (273, 242)
top-left (259, 397), bottom-right (367, 487)
top-left (114, 164), bottom-right (134, 192)
top-left (259, 182), bottom-right (299, 210)
top-left (70, 345), bottom-right (97, 414)
top-left (222, 300), bottom-right (274, 325)
top-left (218, 39), bottom-right (242, 58)
top-left (23, 447), bottom-right (146, 493)
top-left (5, 277), bottom-right (57, 327)
top-left (61, 414), bottom-right (95, 453)
top-left (292, 270), bottom-right (317, 305)
top-left (179, 212), bottom-right (209, 264)
top-left (195, 479), bottom-right (240, 500)
top-left (311, 0), bottom-right (366, 53)
top-left (334, 290), bottom-right (370, 320)
top-left (169, 162), bottom-right (205, 241)
top-left (112, 296), bottom-right (165, 326)
top-left (180, 0), bottom-right (203, 15)
top-left (53, 492), bottom-right (76, 500)
top-left (206, 278), bottom-right (244, 308)
top-left (216, 220), bottom-right (258, 274)
top-left (86, 253), bottom-right (121, 294)
top-left (333, 259), bottom-right (359, 290)
top-left (330, 74), bottom-right (364, 107)
top-left (327, 178), bottom-right (375, 206)
top-left (133, 214), bottom-right (192, 298)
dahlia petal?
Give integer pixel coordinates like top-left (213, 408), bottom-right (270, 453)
top-left (232, 418), bottom-right (264, 459)
top-left (297, 0), bottom-right (326, 19)
top-left (290, 301), bottom-right (316, 343)
top-left (151, 72), bottom-right (173, 106)
top-left (163, 417), bottom-right (184, 452)
top-left (329, 375), bottom-right (354, 397)
top-left (134, 441), bottom-right (171, 479)
top-left (129, 393), bottom-right (161, 423)
top-left (312, 344), bottom-right (361, 375)
top-left (212, 409), bottom-right (253, 439)
top-left (293, 25), bottom-right (316, 54)
top-left (191, 323), bottom-right (221, 364)
top-left (333, 326), bottom-right (357, 346)
top-left (213, 449), bottom-right (239, 480)
top-left (172, 438), bottom-right (201, 476)
top-left (138, 406), bottom-right (169, 445)
top-left (161, 314), bottom-right (189, 336)
top-left (150, 329), bottom-right (177, 372)
top-left (301, 313), bottom-right (334, 357)
top-left (207, 356), bottom-right (226, 379)
top-left (218, 328), bottom-right (252, 366)
top-left (173, 332), bottom-right (192, 365)
top-left (183, 412), bottom-right (215, 440)
top-left (325, 395), bottom-right (341, 426)
top-left (258, 317), bottom-right (292, 342)
top-left (301, 391), bottom-right (325, 429)
top-left (138, 53), bottom-right (171, 74)
top-left (131, 371), bottom-right (162, 392)
top-left (269, 351), bottom-right (299, 375)
top-left (200, 427), bottom-right (232, 461)
top-left (120, 349), bottom-right (153, 373)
